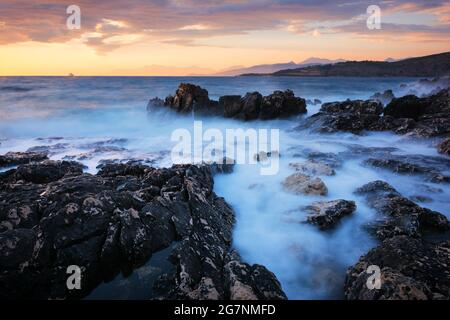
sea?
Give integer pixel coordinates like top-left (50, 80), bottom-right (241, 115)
top-left (1, 76), bottom-right (449, 299)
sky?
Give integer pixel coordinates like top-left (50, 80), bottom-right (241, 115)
top-left (0, 0), bottom-right (449, 76)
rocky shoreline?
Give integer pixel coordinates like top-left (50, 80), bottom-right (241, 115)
top-left (1, 82), bottom-right (450, 300)
top-left (0, 158), bottom-right (286, 300)
top-left (148, 83), bottom-right (307, 120)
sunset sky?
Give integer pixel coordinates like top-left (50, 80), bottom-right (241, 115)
top-left (0, 0), bottom-right (449, 76)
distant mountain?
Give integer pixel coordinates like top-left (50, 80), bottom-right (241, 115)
top-left (213, 58), bottom-right (345, 76)
top-left (260, 52), bottom-right (450, 77)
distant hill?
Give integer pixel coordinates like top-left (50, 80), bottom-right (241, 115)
top-left (213, 58), bottom-right (345, 76)
top-left (245, 52), bottom-right (450, 77)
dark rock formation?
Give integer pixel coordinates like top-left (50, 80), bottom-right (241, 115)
top-left (364, 154), bottom-right (450, 183)
top-left (0, 152), bottom-right (48, 167)
top-left (300, 99), bottom-right (384, 134)
top-left (345, 236), bottom-right (450, 300)
top-left (239, 92), bottom-right (263, 120)
top-left (148, 83), bottom-right (306, 120)
top-left (0, 161), bottom-right (286, 300)
top-left (304, 199), bottom-right (356, 230)
top-left (355, 181), bottom-right (450, 240)
top-left (438, 137), bottom-right (450, 155)
top-left (299, 88), bottom-right (450, 137)
top-left (384, 95), bottom-right (426, 120)
top-left (164, 83), bottom-right (211, 113)
top-left (259, 90), bottom-right (306, 120)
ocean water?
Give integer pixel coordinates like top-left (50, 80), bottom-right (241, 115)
top-left (1, 76), bottom-right (449, 299)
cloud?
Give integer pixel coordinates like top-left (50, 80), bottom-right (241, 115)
top-left (0, 0), bottom-right (448, 52)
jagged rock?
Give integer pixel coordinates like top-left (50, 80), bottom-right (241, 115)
top-left (164, 83), bottom-right (211, 113)
top-left (149, 83), bottom-right (307, 120)
top-left (345, 236), bottom-right (450, 300)
top-left (147, 97), bottom-right (165, 109)
top-left (299, 88), bottom-right (450, 137)
top-left (384, 95), bottom-right (426, 120)
top-left (219, 95), bottom-right (242, 118)
top-left (0, 152), bottom-right (48, 167)
top-left (320, 100), bottom-right (383, 116)
top-left (0, 161), bottom-right (286, 300)
top-left (355, 180), bottom-right (450, 240)
top-left (300, 99), bottom-right (384, 134)
top-left (364, 155), bottom-right (450, 183)
top-left (223, 251), bottom-right (287, 300)
top-left (370, 90), bottom-right (395, 105)
top-left (282, 173), bottom-right (328, 196)
top-left (304, 199), bottom-right (356, 230)
top-left (10, 160), bottom-right (85, 184)
top-left (438, 137), bottom-right (450, 155)
top-left (289, 160), bottom-right (335, 176)
top-left (239, 92), bottom-right (263, 120)
top-left (259, 90), bottom-right (306, 120)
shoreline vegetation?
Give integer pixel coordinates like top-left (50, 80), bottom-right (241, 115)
top-left (240, 52), bottom-right (450, 77)
top-left (1, 77), bottom-right (450, 300)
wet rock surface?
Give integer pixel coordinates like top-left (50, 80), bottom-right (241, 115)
top-left (364, 154), bottom-right (450, 183)
top-left (0, 151), bottom-right (48, 167)
top-left (304, 199), bottom-right (356, 230)
top-left (299, 88), bottom-right (450, 137)
top-left (345, 236), bottom-right (450, 300)
top-left (282, 172), bottom-right (328, 196)
top-left (148, 83), bottom-right (307, 120)
top-left (289, 160), bottom-right (335, 176)
top-left (438, 137), bottom-right (450, 156)
top-left (344, 177), bottom-right (450, 300)
top-left (0, 161), bottom-right (286, 300)
top-left (355, 180), bottom-right (450, 240)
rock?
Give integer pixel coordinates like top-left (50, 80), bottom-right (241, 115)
top-left (149, 83), bottom-right (307, 120)
top-left (223, 251), bottom-right (287, 300)
top-left (355, 180), bottom-right (450, 240)
top-left (300, 99), bottom-right (383, 134)
top-left (299, 88), bottom-right (450, 137)
top-left (364, 155), bottom-right (450, 183)
top-left (289, 160), bottom-right (335, 176)
top-left (384, 95), bottom-right (427, 120)
top-left (0, 161), bottom-right (286, 300)
top-left (9, 160), bottom-right (85, 184)
top-left (345, 236), bottom-right (450, 300)
top-left (438, 137), bottom-right (450, 155)
top-left (306, 151), bottom-right (343, 168)
top-left (164, 83), bottom-right (211, 113)
top-left (147, 97), bottom-right (165, 110)
top-left (239, 92), bottom-right (263, 120)
top-left (0, 152), bottom-right (48, 167)
top-left (208, 157), bottom-right (235, 175)
top-left (370, 90), bottom-right (395, 105)
top-left (282, 173), bottom-right (328, 196)
top-left (259, 90), bottom-right (306, 120)
top-left (219, 95), bottom-right (242, 118)
top-left (320, 100), bottom-right (383, 116)
top-left (304, 199), bottom-right (356, 230)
